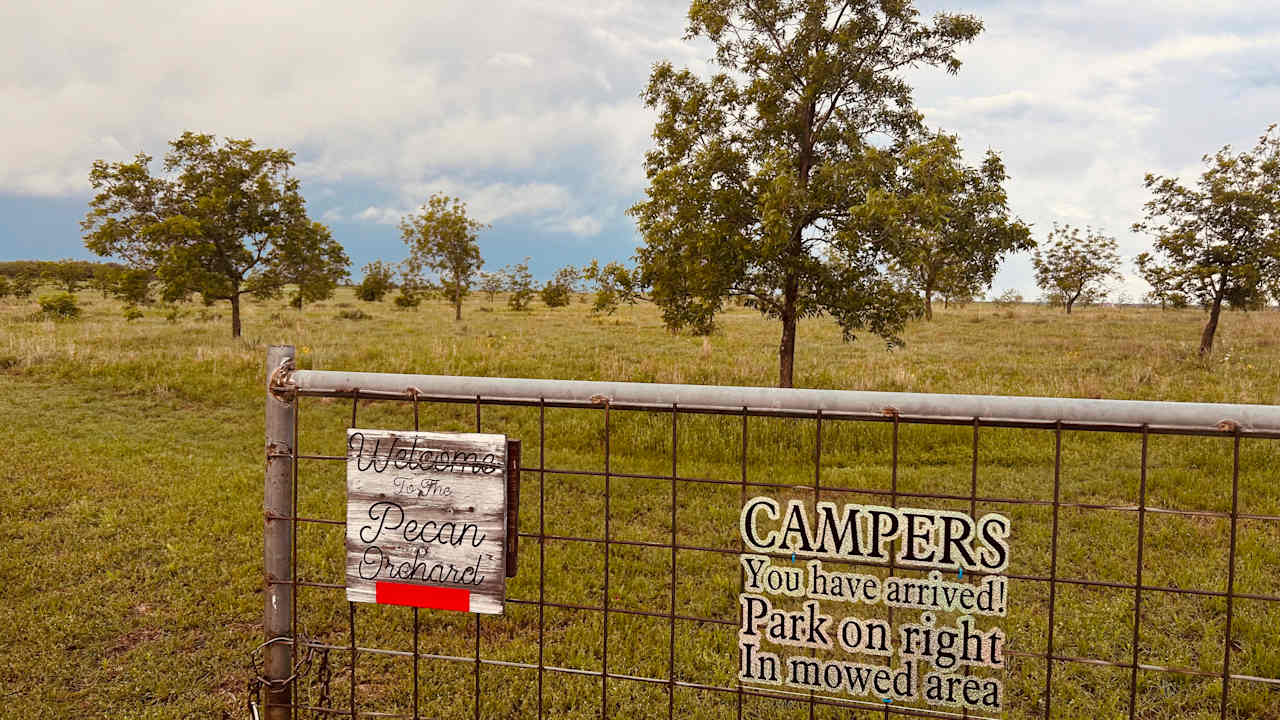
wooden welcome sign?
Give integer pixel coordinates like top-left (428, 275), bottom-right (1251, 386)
top-left (345, 429), bottom-right (516, 615)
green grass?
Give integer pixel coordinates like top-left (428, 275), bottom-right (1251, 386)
top-left (1, 289), bottom-right (1278, 719)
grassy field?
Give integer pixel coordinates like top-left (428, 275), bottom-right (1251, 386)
top-left (1, 287), bottom-right (1278, 719)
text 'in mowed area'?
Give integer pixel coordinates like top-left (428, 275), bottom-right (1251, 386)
top-left (738, 497), bottom-right (1011, 715)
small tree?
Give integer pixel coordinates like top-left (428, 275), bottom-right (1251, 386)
top-left (45, 260), bottom-right (89, 295)
top-left (1136, 256), bottom-right (1179, 310)
top-left (0, 276), bottom-right (10, 300)
top-left (478, 270), bottom-right (505, 303)
top-left (858, 132), bottom-right (1032, 320)
top-left (1032, 224), bottom-right (1120, 314)
top-left (396, 261), bottom-right (435, 305)
top-left (540, 265), bottom-right (579, 308)
top-left (393, 291), bottom-right (422, 309)
top-left (82, 132), bottom-right (346, 337)
top-left (992, 289), bottom-right (1022, 308)
top-left (38, 293), bottom-right (80, 319)
top-left (89, 265), bottom-right (119, 297)
top-left (275, 221), bottom-right (350, 310)
top-left (11, 272), bottom-right (35, 299)
top-left (938, 264), bottom-right (979, 309)
top-left (112, 268), bottom-right (153, 305)
top-left (583, 259), bottom-right (648, 315)
top-left (562, 265), bottom-right (583, 294)
top-left (540, 282), bottom-right (571, 308)
top-left (356, 261), bottom-right (396, 302)
top-left (506, 259), bottom-right (535, 311)
top-left (1132, 126), bottom-right (1280, 355)
top-left (400, 193), bottom-right (486, 321)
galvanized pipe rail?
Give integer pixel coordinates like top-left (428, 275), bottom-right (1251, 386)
top-left (280, 367), bottom-right (1280, 437)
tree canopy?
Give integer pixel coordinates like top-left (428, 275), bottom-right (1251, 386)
top-left (10, 272), bottom-right (35, 299)
top-left (276, 221), bottom-right (350, 310)
top-left (400, 193), bottom-right (486, 321)
top-left (43, 259), bottom-right (94, 295)
top-left (1031, 224), bottom-right (1120, 314)
top-left (854, 132), bottom-right (1031, 319)
top-left (540, 266), bottom-right (579, 308)
top-left (629, 0), bottom-right (984, 386)
top-left (357, 261), bottom-right (397, 302)
top-left (477, 270), bottom-right (506, 303)
top-left (505, 259), bottom-right (535, 311)
top-left (1133, 125), bottom-right (1280, 355)
top-left (81, 132), bottom-right (347, 336)
top-left (112, 268), bottom-right (154, 306)
top-left (583, 259), bottom-right (648, 316)
top-left (1135, 260), bottom-right (1187, 310)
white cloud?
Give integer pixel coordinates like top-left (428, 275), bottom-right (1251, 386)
top-left (398, 180), bottom-right (573, 224)
top-left (4, 0), bottom-right (1280, 293)
top-left (0, 0), bottom-right (689, 250)
top-left (1112, 272), bottom-right (1153, 303)
top-left (556, 215), bottom-right (605, 237)
top-left (488, 52), bottom-right (534, 68)
top-left (1122, 32), bottom-right (1280, 68)
top-left (353, 179), bottom-right (586, 230)
top-left (355, 206), bottom-right (402, 225)
top-left (906, 1), bottom-right (1280, 296)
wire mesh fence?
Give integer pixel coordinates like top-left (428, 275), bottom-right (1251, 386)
top-left (261, 346), bottom-right (1280, 719)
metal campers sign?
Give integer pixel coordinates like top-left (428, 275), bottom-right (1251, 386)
top-left (737, 497), bottom-right (1011, 716)
top-left (345, 429), bottom-right (511, 614)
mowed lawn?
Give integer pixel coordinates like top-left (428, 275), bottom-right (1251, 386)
top-left (1, 288), bottom-right (1278, 719)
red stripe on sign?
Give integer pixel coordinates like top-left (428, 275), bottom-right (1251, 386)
top-left (375, 582), bottom-right (471, 612)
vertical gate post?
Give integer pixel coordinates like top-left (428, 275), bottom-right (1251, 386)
top-left (264, 345), bottom-right (296, 719)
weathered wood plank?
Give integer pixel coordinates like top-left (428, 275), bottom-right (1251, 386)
top-left (345, 428), bottom-right (508, 614)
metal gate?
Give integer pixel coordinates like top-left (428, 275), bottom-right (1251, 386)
top-left (260, 344), bottom-right (1280, 719)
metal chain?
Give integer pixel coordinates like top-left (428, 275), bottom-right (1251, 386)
top-left (247, 677), bottom-right (261, 720)
top-left (316, 646), bottom-right (332, 710)
top-left (246, 630), bottom-right (315, 717)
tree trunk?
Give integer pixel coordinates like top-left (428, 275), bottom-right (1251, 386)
top-left (779, 311), bottom-right (796, 389)
top-left (1200, 291), bottom-right (1225, 356)
top-left (779, 106), bottom-right (814, 390)
top-left (231, 293), bottom-right (242, 338)
top-left (451, 270), bottom-right (463, 320)
top-left (923, 290), bottom-right (934, 321)
top-left (778, 280), bottom-right (798, 388)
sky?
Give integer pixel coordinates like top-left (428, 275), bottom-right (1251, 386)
top-left (2, 0), bottom-right (1278, 298)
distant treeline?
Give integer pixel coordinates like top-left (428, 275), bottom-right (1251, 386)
top-left (0, 259), bottom-right (127, 279)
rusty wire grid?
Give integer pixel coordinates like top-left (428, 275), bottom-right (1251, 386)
top-left (262, 349), bottom-right (1280, 720)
